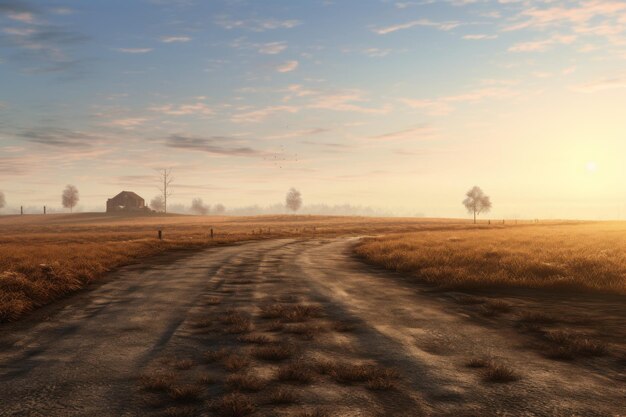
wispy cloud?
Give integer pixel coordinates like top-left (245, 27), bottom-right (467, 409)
top-left (105, 118), bottom-right (148, 129)
top-left (362, 47), bottom-right (393, 57)
top-left (571, 74), bottom-right (626, 93)
top-left (399, 98), bottom-right (454, 116)
top-left (0, 0), bottom-right (35, 14)
top-left (165, 134), bottom-right (264, 157)
top-left (216, 17), bottom-right (301, 32)
top-left (267, 128), bottom-right (329, 140)
top-left (270, 85), bottom-right (393, 118)
top-left (508, 34), bottom-right (576, 52)
top-left (374, 19), bottom-right (460, 35)
top-left (6, 10), bottom-right (35, 23)
top-left (463, 34), bottom-right (497, 40)
top-left (276, 60), bottom-right (299, 72)
top-left (114, 47), bottom-right (153, 53)
top-left (0, 156), bottom-right (33, 175)
top-left (371, 125), bottom-right (438, 141)
top-left (160, 36), bottom-right (191, 43)
top-left (16, 127), bottom-right (98, 149)
top-left (258, 41), bottom-right (287, 54)
top-left (0, 2), bottom-right (88, 74)
top-left (400, 86), bottom-right (517, 115)
top-left (503, 1), bottom-right (626, 48)
top-left (232, 105), bottom-right (299, 123)
top-left (309, 91), bottom-right (392, 114)
top-left (150, 102), bottom-right (213, 116)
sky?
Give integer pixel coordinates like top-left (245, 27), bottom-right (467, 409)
top-left (0, 0), bottom-right (625, 219)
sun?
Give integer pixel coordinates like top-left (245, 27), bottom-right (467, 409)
top-left (586, 161), bottom-right (598, 173)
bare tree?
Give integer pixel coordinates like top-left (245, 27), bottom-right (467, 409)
top-left (62, 185), bottom-right (79, 213)
top-left (150, 195), bottom-right (164, 212)
top-left (213, 203), bottom-right (225, 214)
top-left (285, 188), bottom-right (302, 213)
top-left (157, 168), bottom-right (174, 214)
top-left (191, 198), bottom-right (209, 215)
top-left (463, 186), bottom-right (492, 224)
top-left (0, 191), bottom-right (5, 211)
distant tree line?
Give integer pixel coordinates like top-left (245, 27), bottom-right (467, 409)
top-left (0, 174), bottom-right (494, 224)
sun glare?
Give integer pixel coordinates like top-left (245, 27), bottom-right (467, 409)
top-left (586, 161), bottom-right (598, 173)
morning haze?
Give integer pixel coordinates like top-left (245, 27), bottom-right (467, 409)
top-left (0, 1), bottom-right (625, 416)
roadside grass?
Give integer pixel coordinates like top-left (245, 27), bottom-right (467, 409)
top-left (483, 363), bottom-right (521, 383)
top-left (237, 334), bottom-right (272, 344)
top-left (465, 358), bottom-right (521, 383)
top-left (267, 321), bottom-right (285, 332)
top-left (251, 344), bottom-right (295, 361)
top-left (276, 361), bottom-right (315, 384)
top-left (480, 300), bottom-right (514, 317)
top-left (211, 392), bottom-right (256, 417)
top-left (516, 311), bottom-right (557, 324)
top-left (225, 372), bottom-right (267, 392)
top-left (259, 303), bottom-right (322, 322)
top-left (222, 353), bottom-right (251, 371)
top-left (172, 359), bottom-right (195, 371)
top-left (203, 348), bottom-right (229, 363)
top-left (220, 310), bottom-right (253, 334)
top-left (267, 387), bottom-right (298, 404)
top-left (283, 323), bottom-right (324, 340)
top-left (314, 360), bottom-right (399, 389)
top-left (294, 409), bottom-right (331, 417)
top-left (355, 222), bottom-right (626, 293)
top-left (141, 372), bottom-right (177, 392)
top-left (166, 384), bottom-right (203, 402)
top-left (197, 373), bottom-right (215, 385)
top-left (0, 213), bottom-right (467, 322)
top-left (162, 406), bottom-right (200, 417)
top-left (543, 330), bottom-right (608, 360)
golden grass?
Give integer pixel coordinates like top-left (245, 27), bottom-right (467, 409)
top-left (276, 361), bottom-right (315, 384)
top-left (225, 372), bottom-right (267, 392)
top-left (259, 303), bottom-right (323, 322)
top-left (267, 387), bottom-right (298, 404)
top-left (211, 392), bottom-right (256, 417)
top-left (0, 212), bottom-right (466, 322)
top-left (355, 222), bottom-right (626, 293)
top-left (140, 372), bottom-right (177, 392)
top-left (222, 353), bottom-right (251, 371)
top-left (251, 343), bottom-right (295, 361)
top-left (543, 330), bottom-right (608, 359)
top-left (166, 384), bottom-right (203, 402)
top-left (465, 359), bottom-right (521, 383)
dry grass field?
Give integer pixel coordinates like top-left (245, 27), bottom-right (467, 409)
top-left (355, 222), bottom-right (626, 294)
top-left (0, 212), bottom-right (471, 322)
top-left (2, 216), bottom-right (625, 416)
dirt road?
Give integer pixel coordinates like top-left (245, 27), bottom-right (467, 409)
top-left (0, 238), bottom-right (623, 416)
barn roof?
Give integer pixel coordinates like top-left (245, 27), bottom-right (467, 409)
top-left (110, 191), bottom-right (144, 200)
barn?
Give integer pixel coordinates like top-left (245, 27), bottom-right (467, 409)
top-left (106, 191), bottom-right (147, 213)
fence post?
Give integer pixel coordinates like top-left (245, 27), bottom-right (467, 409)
top-left (210, 228), bottom-right (214, 239)
top-left (158, 230), bottom-right (162, 240)
top-left (20, 206), bottom-right (23, 215)
top-left (43, 206), bottom-right (46, 215)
